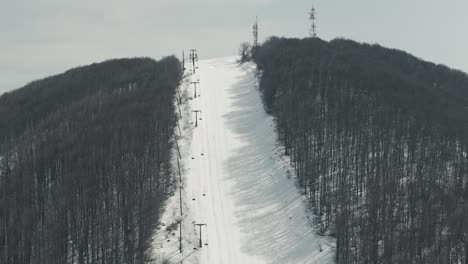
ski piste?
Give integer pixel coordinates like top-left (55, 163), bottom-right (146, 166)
top-left (152, 56), bottom-right (334, 264)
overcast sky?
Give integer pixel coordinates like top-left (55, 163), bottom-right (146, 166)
top-left (1, 0), bottom-right (467, 94)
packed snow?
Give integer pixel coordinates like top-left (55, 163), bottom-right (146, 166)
top-left (151, 57), bottom-right (334, 264)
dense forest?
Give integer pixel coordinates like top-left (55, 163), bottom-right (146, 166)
top-left (253, 37), bottom-right (468, 263)
top-left (0, 57), bottom-right (181, 263)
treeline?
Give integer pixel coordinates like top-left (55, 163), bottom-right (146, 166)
top-left (0, 57), bottom-right (181, 263)
top-left (253, 37), bottom-right (468, 263)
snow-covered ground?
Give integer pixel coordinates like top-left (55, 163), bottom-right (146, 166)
top-left (152, 57), bottom-right (334, 264)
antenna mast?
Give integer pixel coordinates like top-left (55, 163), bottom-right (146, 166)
top-left (310, 6), bottom-right (317, 38)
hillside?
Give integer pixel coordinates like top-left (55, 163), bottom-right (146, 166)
top-left (0, 57), bottom-right (181, 264)
top-left (253, 37), bottom-right (468, 263)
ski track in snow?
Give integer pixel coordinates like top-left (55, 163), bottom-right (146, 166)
top-left (152, 57), bottom-right (334, 264)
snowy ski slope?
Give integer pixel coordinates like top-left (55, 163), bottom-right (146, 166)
top-left (152, 57), bottom-right (334, 264)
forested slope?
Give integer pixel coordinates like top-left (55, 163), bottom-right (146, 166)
top-left (253, 37), bottom-right (468, 263)
top-left (0, 57), bottom-right (181, 264)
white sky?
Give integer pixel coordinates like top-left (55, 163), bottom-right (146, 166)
top-left (1, 0), bottom-right (467, 94)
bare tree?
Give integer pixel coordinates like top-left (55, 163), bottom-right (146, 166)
top-left (239, 42), bottom-right (252, 63)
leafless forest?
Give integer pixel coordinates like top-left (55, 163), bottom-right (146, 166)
top-left (253, 37), bottom-right (468, 264)
top-left (0, 57), bottom-right (181, 264)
